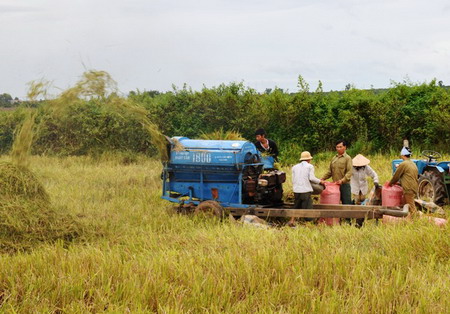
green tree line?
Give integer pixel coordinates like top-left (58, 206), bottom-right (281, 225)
top-left (0, 78), bottom-right (449, 163)
top-left (0, 93), bottom-right (18, 107)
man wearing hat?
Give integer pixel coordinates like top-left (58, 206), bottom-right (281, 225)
top-left (289, 151), bottom-right (325, 226)
top-left (351, 154), bottom-right (379, 205)
top-left (389, 147), bottom-right (419, 214)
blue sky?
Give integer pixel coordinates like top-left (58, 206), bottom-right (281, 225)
top-left (1, 0), bottom-right (449, 98)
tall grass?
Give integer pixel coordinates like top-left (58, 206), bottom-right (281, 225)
top-left (0, 154), bottom-right (448, 312)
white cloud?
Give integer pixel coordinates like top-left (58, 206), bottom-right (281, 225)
top-left (1, 0), bottom-right (449, 98)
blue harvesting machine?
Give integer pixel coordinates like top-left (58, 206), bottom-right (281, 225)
top-left (161, 137), bottom-right (286, 208)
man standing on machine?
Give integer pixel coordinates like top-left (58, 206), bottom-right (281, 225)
top-left (254, 128), bottom-right (279, 161)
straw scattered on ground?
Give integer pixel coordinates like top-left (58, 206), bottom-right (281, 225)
top-left (0, 162), bottom-right (86, 253)
top-left (4, 70), bottom-right (167, 253)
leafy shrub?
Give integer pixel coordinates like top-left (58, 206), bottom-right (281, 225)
top-left (0, 79), bottom-right (448, 163)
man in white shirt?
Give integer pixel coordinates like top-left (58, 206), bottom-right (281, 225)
top-left (289, 151), bottom-right (325, 226)
top-left (350, 154), bottom-right (379, 205)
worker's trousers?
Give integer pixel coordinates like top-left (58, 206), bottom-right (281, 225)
top-left (294, 192), bottom-right (313, 209)
top-left (404, 192), bottom-right (417, 214)
top-left (340, 183), bottom-right (352, 205)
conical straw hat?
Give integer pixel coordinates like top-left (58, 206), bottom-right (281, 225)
top-left (352, 154), bottom-right (370, 167)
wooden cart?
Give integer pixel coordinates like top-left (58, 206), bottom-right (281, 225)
top-left (227, 203), bottom-right (408, 219)
top-left (184, 201), bottom-right (409, 219)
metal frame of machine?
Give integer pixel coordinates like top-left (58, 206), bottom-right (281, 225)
top-left (161, 137), bottom-right (284, 209)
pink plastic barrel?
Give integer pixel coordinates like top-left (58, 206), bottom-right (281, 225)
top-left (383, 215), bottom-right (447, 227)
top-left (319, 182), bottom-right (340, 226)
top-left (382, 215), bottom-right (408, 224)
top-left (425, 216), bottom-right (447, 227)
top-left (381, 182), bottom-right (404, 207)
top-left (320, 182), bottom-right (341, 204)
top-left (318, 217), bottom-right (341, 226)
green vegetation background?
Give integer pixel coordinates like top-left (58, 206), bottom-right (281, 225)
top-left (1, 78), bottom-right (449, 163)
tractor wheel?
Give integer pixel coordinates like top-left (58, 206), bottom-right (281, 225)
top-left (418, 171), bottom-right (447, 206)
top-left (194, 201), bottom-right (224, 218)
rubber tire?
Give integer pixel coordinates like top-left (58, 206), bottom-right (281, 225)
top-left (418, 170), bottom-right (446, 206)
top-left (194, 201), bottom-right (224, 218)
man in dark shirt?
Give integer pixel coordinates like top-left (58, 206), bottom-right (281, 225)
top-left (254, 128), bottom-right (279, 161)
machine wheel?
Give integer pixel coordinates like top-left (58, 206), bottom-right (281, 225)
top-left (194, 201), bottom-right (224, 218)
top-left (418, 171), bottom-right (447, 206)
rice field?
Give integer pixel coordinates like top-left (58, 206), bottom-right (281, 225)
top-left (0, 153), bottom-right (448, 313)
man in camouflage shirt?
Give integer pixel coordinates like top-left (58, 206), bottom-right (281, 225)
top-left (321, 140), bottom-right (353, 204)
top-left (389, 147), bottom-right (419, 214)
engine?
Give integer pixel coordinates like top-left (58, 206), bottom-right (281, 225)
top-left (243, 166), bottom-right (286, 205)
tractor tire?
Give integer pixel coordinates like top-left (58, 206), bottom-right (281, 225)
top-left (418, 170), bottom-right (447, 206)
top-left (194, 201), bottom-right (224, 218)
